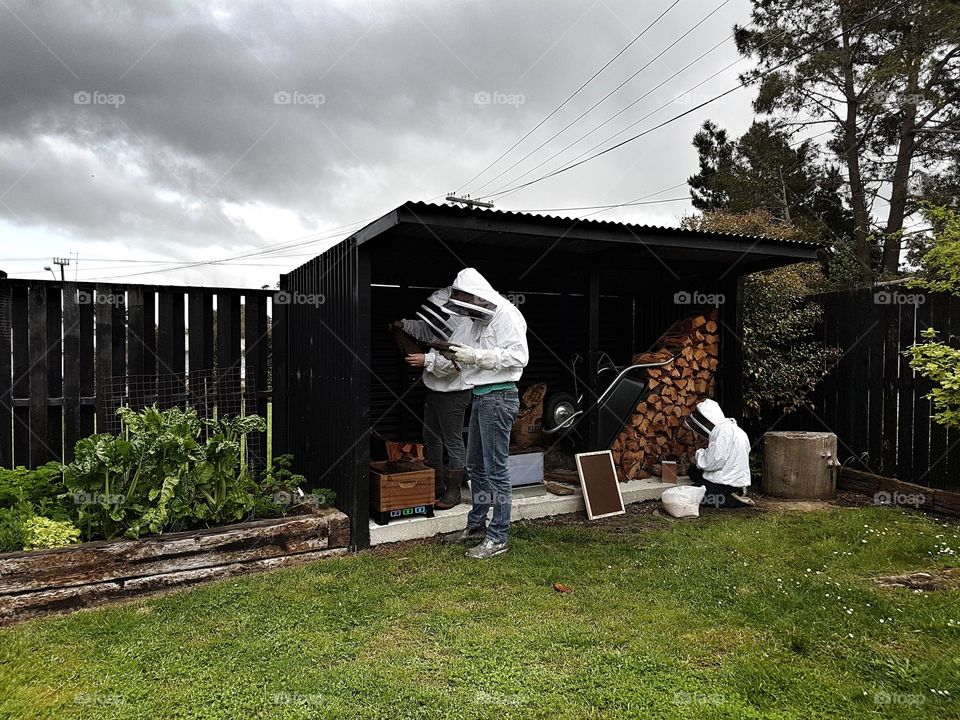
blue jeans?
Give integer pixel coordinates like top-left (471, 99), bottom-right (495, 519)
top-left (466, 389), bottom-right (520, 544)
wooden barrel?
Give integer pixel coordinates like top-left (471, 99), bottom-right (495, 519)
top-left (762, 431), bottom-right (838, 499)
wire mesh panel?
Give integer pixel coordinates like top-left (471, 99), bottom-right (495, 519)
top-left (98, 369), bottom-right (267, 469)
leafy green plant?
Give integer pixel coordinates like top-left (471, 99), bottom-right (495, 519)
top-left (0, 463), bottom-right (67, 509)
top-left (21, 516), bottom-right (81, 550)
top-left (0, 502), bottom-right (35, 553)
top-left (906, 206), bottom-right (960, 431)
top-left (907, 206), bottom-right (960, 294)
top-left (61, 405), bottom-right (291, 540)
top-left (199, 414), bottom-right (267, 520)
top-left (255, 454), bottom-right (306, 515)
top-left (907, 329), bottom-right (960, 430)
top-left (310, 488), bottom-right (337, 509)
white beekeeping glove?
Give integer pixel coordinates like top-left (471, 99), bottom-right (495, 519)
top-left (450, 345), bottom-right (497, 370)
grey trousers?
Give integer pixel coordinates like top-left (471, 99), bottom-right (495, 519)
top-left (423, 389), bottom-right (471, 471)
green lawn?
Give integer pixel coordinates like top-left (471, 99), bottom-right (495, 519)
top-left (1, 504), bottom-right (958, 719)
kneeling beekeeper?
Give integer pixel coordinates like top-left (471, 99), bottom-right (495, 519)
top-left (444, 268), bottom-right (529, 560)
top-left (684, 399), bottom-right (755, 508)
top-left (397, 288), bottom-right (473, 510)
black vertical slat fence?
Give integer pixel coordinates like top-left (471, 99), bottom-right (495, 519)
top-left (948, 295), bottom-right (960, 483)
top-left (11, 285), bottom-right (29, 464)
top-left (0, 281), bottom-right (11, 469)
top-left (0, 278), bottom-right (274, 472)
top-left (61, 284), bottom-right (81, 463)
top-left (784, 284), bottom-right (960, 491)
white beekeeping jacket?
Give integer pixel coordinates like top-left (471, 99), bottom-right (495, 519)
top-left (445, 268), bottom-right (529, 386)
top-left (693, 399), bottom-right (751, 488)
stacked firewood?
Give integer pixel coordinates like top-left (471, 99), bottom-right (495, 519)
top-left (611, 311), bottom-right (719, 479)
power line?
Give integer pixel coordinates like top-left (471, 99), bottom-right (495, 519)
top-left (79, 219), bottom-right (374, 281)
top-left (455, 0), bottom-right (683, 194)
top-left (477, 0), bottom-right (907, 201)
top-left (569, 127), bottom-right (838, 222)
top-left (485, 26), bottom-right (752, 202)
top-left (469, 0), bottom-right (734, 197)
top-left (485, 24), bottom-right (788, 202)
top-left (522, 196), bottom-right (690, 213)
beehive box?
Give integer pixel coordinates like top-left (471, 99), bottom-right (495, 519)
top-left (369, 461), bottom-right (435, 514)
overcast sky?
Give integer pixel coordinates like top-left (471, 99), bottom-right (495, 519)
top-left (0, 0), bottom-right (763, 288)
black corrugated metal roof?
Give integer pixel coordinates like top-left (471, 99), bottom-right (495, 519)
top-left (354, 200), bottom-right (823, 249)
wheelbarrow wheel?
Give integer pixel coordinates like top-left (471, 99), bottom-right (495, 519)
top-left (542, 392), bottom-right (578, 432)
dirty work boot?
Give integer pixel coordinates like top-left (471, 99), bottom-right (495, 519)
top-left (427, 462), bottom-right (445, 500)
top-left (435, 469), bottom-right (462, 510)
top-left (448, 468), bottom-right (467, 493)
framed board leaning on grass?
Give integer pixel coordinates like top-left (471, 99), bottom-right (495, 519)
top-left (575, 450), bottom-right (625, 520)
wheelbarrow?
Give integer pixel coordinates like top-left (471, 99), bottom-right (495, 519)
top-left (542, 351), bottom-right (678, 452)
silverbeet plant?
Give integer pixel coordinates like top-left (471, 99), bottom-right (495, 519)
top-left (63, 405), bottom-right (278, 540)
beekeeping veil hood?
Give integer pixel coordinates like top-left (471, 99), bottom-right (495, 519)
top-left (415, 288), bottom-right (457, 342)
top-left (444, 268), bottom-right (501, 322)
top-left (685, 399), bottom-right (727, 439)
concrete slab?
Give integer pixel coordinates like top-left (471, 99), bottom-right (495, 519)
top-left (368, 478), bottom-right (688, 546)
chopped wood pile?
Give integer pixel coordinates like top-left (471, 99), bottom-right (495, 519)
top-left (611, 311), bottom-right (719, 480)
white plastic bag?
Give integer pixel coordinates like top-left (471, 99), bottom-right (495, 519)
top-left (661, 485), bottom-right (706, 519)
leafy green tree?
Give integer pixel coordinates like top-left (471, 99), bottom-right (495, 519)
top-left (736, 0), bottom-right (960, 281)
top-left (688, 120), bottom-right (736, 211)
top-left (688, 119), bottom-right (858, 285)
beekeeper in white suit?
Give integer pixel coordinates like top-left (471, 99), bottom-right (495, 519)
top-left (397, 287), bottom-right (473, 509)
top-left (443, 268), bottom-right (528, 559)
top-left (684, 399), bottom-right (755, 508)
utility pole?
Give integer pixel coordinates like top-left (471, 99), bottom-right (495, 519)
top-left (52, 257), bottom-right (70, 283)
top-left (445, 193), bottom-right (494, 209)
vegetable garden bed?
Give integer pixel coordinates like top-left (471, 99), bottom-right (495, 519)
top-left (0, 507), bottom-right (349, 625)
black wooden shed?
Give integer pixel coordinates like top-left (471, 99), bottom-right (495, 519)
top-left (274, 201), bottom-right (819, 547)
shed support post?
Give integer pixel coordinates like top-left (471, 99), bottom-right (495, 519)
top-left (273, 274), bottom-right (289, 460)
top-left (352, 245), bottom-right (372, 549)
top-left (585, 266), bottom-right (601, 450)
top-left (397, 280), bottom-right (410, 442)
top-left (717, 276), bottom-right (745, 424)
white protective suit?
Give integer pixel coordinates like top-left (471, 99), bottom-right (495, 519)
top-left (445, 268), bottom-right (529, 384)
top-left (693, 399), bottom-right (751, 488)
top-left (402, 288), bottom-right (473, 392)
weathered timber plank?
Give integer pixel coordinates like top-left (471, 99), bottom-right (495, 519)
top-left (0, 548), bottom-right (347, 625)
top-left (0, 509), bottom-right (348, 595)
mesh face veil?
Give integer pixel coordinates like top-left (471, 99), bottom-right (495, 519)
top-left (684, 407), bottom-right (716, 439)
top-left (443, 287), bottom-right (497, 321)
top-left (416, 296), bottom-right (455, 341)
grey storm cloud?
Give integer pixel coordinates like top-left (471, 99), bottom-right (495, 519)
top-left (0, 0), bottom-right (754, 280)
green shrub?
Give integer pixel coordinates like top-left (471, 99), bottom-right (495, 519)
top-left (0, 462), bottom-right (68, 509)
top-left (907, 328), bottom-right (960, 430)
top-left (21, 516), bottom-right (81, 550)
top-left (906, 206), bottom-right (960, 431)
top-left (254, 454), bottom-right (307, 516)
top-left (0, 502), bottom-right (35, 553)
top-left (310, 488), bottom-right (337, 509)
